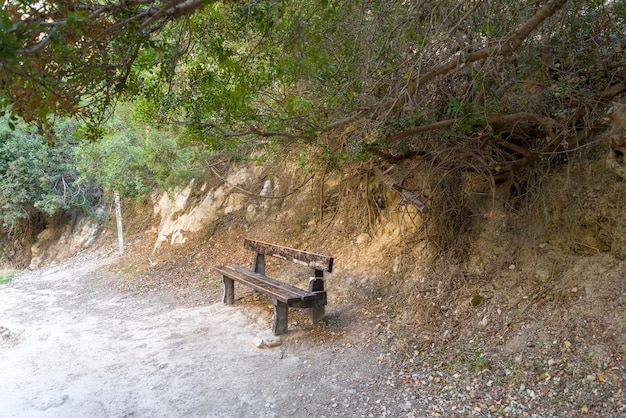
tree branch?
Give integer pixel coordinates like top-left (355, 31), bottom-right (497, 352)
top-left (387, 112), bottom-right (556, 143)
top-left (602, 79), bottom-right (626, 101)
top-left (139, 0), bottom-right (207, 30)
top-left (385, 0), bottom-right (570, 114)
top-left (166, 120), bottom-right (312, 140)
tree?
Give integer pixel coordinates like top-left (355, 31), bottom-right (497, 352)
top-left (0, 0), bottom-right (208, 133)
top-left (2, 0), bottom-right (626, 204)
top-left (147, 1), bottom-right (625, 173)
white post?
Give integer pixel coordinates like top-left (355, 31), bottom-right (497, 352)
top-left (114, 191), bottom-right (124, 253)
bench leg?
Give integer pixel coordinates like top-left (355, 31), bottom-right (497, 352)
top-left (309, 277), bottom-right (325, 324)
top-left (272, 300), bottom-right (288, 335)
top-left (222, 276), bottom-right (234, 304)
top-left (310, 306), bottom-right (325, 324)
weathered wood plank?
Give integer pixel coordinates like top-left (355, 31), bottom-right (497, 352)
top-left (222, 276), bottom-right (234, 304)
top-left (309, 276), bottom-right (325, 323)
top-left (244, 239), bottom-right (333, 272)
top-left (272, 300), bottom-right (289, 335)
top-left (213, 264), bottom-right (320, 305)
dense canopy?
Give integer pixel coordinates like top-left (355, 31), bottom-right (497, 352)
top-left (1, 0), bottom-right (625, 228)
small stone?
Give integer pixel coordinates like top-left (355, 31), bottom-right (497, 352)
top-left (586, 374), bottom-right (595, 381)
top-left (356, 233), bottom-right (371, 246)
top-left (253, 335), bottom-right (282, 349)
top-left (562, 341), bottom-right (573, 352)
top-left (509, 264), bottom-right (516, 270)
top-left (535, 268), bottom-right (550, 280)
top-left (43, 395), bottom-right (69, 410)
top-left (548, 359), bottom-right (556, 367)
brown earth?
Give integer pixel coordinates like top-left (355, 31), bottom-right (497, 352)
top-left (1, 156), bottom-right (625, 417)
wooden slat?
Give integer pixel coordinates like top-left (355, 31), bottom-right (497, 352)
top-left (244, 239), bottom-right (334, 272)
top-left (213, 264), bottom-right (317, 305)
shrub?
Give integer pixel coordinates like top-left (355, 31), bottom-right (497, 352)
top-left (0, 117), bottom-right (100, 230)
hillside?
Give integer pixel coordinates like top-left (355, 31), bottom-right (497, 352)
top-left (8, 150), bottom-right (621, 416)
top-left (1, 142), bottom-right (626, 416)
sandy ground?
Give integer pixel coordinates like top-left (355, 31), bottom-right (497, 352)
top-left (0, 251), bottom-right (394, 418)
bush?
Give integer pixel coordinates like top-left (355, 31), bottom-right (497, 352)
top-left (74, 109), bottom-right (207, 197)
top-left (0, 117), bottom-right (100, 230)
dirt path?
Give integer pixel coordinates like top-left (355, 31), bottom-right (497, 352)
top-left (0, 251), bottom-right (405, 418)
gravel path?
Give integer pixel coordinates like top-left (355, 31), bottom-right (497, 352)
top-left (0, 251), bottom-right (406, 418)
top-left (1, 250), bottom-right (624, 418)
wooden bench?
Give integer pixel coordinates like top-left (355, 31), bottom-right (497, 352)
top-left (213, 239), bottom-right (334, 335)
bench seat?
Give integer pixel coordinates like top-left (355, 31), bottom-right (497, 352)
top-left (213, 264), bottom-right (326, 307)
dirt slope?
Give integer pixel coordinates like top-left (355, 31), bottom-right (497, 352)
top-left (1, 155), bottom-right (625, 417)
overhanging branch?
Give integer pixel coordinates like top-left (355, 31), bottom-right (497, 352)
top-left (167, 120), bottom-right (312, 140)
top-left (381, 0), bottom-right (570, 116)
top-left (387, 112), bottom-right (556, 143)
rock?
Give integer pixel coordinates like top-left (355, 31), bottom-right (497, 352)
top-left (561, 340), bottom-right (573, 352)
top-left (227, 167), bottom-right (257, 186)
top-left (253, 335), bottom-right (282, 349)
top-left (30, 216), bottom-right (101, 269)
top-left (260, 179), bottom-right (272, 196)
top-left (260, 179), bottom-right (272, 210)
top-left (42, 395), bottom-right (69, 410)
top-left (356, 233), bottom-right (371, 246)
top-left (171, 231), bottom-right (187, 245)
top-left (246, 204), bottom-right (257, 221)
top-left (478, 316), bottom-right (489, 327)
top-left (223, 193), bottom-right (246, 215)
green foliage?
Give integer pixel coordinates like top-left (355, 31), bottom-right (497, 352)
top-left (75, 109), bottom-right (206, 196)
top-left (470, 295), bottom-right (484, 307)
top-left (1, 0), bottom-right (625, 206)
top-left (0, 116), bottom-right (99, 229)
top-left (0, 102), bottom-right (204, 233)
top-left (0, 272), bottom-right (15, 285)
top-left (445, 99), bottom-right (487, 134)
top-left (0, 1), bottom-right (208, 127)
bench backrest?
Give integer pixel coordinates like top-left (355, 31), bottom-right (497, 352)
top-left (244, 239), bottom-right (333, 273)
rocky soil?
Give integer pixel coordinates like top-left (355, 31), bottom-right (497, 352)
top-left (1, 157), bottom-right (625, 417)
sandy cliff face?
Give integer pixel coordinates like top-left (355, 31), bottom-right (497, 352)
top-left (29, 216), bottom-right (101, 269)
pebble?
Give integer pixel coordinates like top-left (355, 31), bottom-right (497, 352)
top-left (252, 335), bottom-right (282, 349)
